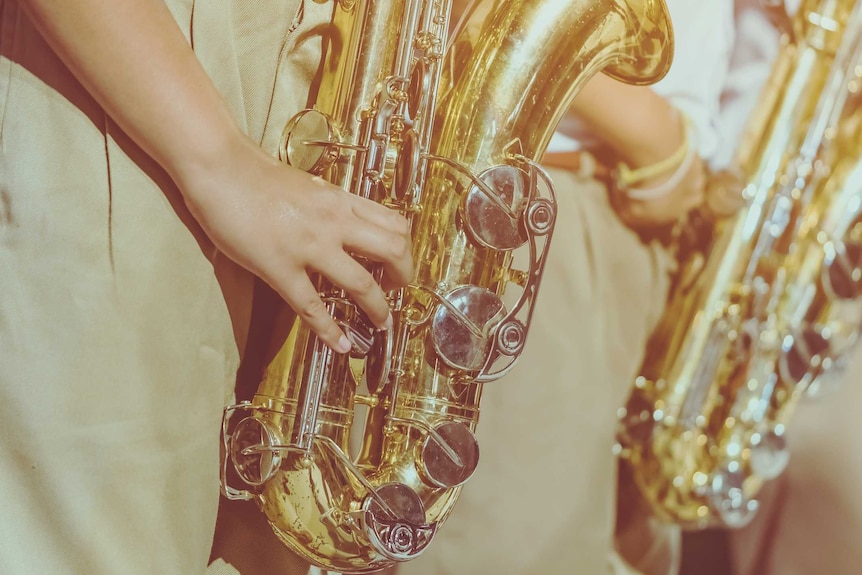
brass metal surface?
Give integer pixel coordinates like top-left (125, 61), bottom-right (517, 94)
top-left (222, 0), bottom-right (674, 570)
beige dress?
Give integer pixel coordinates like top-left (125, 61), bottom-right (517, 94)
top-left (399, 167), bottom-right (674, 575)
top-left (0, 1), bottom-right (321, 573)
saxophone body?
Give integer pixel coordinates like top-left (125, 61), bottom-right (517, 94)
top-left (222, 0), bottom-right (673, 571)
top-left (619, 0), bottom-right (862, 528)
top-left (778, 81), bottom-right (862, 396)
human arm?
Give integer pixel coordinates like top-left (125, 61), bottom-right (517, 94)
top-left (548, 0), bottom-right (735, 230)
top-left (563, 74), bottom-right (706, 229)
top-left (20, 0), bottom-right (413, 354)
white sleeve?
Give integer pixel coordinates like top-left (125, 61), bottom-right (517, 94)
top-left (549, 0), bottom-right (737, 157)
top-left (710, 0), bottom-right (785, 170)
top-left (650, 0), bottom-right (736, 164)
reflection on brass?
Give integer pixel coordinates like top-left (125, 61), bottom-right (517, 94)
top-left (619, 0), bottom-right (862, 529)
top-left (221, 0), bottom-right (673, 571)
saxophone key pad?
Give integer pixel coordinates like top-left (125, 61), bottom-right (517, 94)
top-left (431, 286), bottom-right (506, 372)
top-left (364, 329), bottom-right (393, 395)
top-left (463, 165), bottom-right (530, 251)
top-left (279, 109), bottom-right (341, 174)
top-left (393, 129), bottom-right (420, 200)
top-left (417, 421), bottom-right (480, 488)
top-left (229, 417), bottom-right (282, 487)
top-left (406, 59), bottom-right (430, 122)
top-left (709, 467), bottom-right (758, 528)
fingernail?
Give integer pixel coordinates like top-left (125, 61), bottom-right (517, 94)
top-left (380, 312), bottom-right (393, 331)
top-left (335, 335), bottom-right (352, 354)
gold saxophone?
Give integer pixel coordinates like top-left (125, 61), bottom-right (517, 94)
top-left (619, 0), bottom-right (862, 528)
top-left (221, 0), bottom-right (672, 571)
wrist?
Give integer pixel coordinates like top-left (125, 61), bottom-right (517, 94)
top-left (616, 112), bottom-right (692, 188)
top-left (166, 117), bottom-right (255, 194)
top-left (613, 113), bottom-right (699, 201)
top-left (617, 105), bottom-right (686, 169)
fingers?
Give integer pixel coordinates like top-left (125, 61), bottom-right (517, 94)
top-left (266, 209), bottom-right (402, 350)
top-left (266, 177), bottom-right (411, 350)
top-left (348, 193), bottom-right (411, 235)
top-left (344, 204), bottom-right (414, 288)
top-left (615, 163), bottom-right (707, 228)
top-left (266, 255), bottom-right (392, 354)
top-left (272, 272), bottom-right (353, 355)
top-left (316, 253), bottom-right (393, 330)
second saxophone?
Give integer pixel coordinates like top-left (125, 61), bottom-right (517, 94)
top-left (619, 0), bottom-right (862, 528)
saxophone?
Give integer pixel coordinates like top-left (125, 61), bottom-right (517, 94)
top-left (222, 0), bottom-right (673, 571)
top-left (618, 0), bottom-right (862, 529)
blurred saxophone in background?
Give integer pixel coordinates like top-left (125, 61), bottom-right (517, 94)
top-left (218, 0), bottom-right (673, 571)
top-left (619, 0), bottom-right (862, 529)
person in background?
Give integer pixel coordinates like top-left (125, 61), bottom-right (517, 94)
top-left (0, 2), bottom-right (411, 574)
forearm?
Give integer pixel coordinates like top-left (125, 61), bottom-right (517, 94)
top-left (563, 74), bottom-right (705, 230)
top-left (20, 0), bottom-right (243, 187)
top-left (19, 0), bottom-right (414, 352)
top-left (569, 73), bottom-right (684, 168)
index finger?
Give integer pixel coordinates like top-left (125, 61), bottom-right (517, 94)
top-left (344, 216), bottom-right (414, 288)
top-left (270, 271), bottom-right (353, 355)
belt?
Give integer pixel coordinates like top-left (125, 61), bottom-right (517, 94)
top-left (542, 149), bottom-right (681, 248)
top-left (542, 150), bottom-right (612, 181)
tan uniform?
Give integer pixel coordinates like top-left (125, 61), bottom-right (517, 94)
top-left (0, 1), bottom-right (322, 573)
top-left (399, 168), bottom-right (674, 575)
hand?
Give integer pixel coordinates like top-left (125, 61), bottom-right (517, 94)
top-left (610, 154), bottom-right (707, 231)
top-left (704, 167), bottom-right (748, 218)
top-left (178, 134), bottom-right (414, 354)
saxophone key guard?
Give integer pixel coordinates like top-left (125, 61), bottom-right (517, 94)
top-left (363, 483), bottom-right (436, 561)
